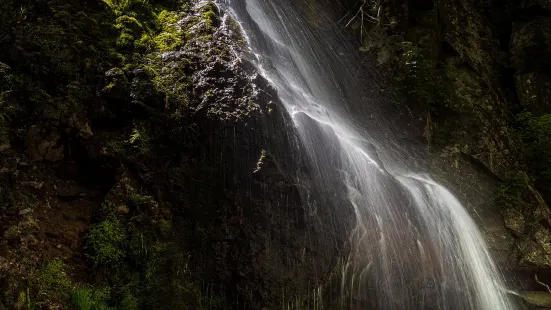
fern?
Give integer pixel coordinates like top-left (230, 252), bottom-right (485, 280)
top-left (129, 128), bottom-right (141, 144)
top-left (103, 0), bottom-right (133, 14)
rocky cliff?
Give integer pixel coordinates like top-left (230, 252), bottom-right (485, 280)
top-left (335, 0), bottom-right (551, 307)
top-left (3, 0), bottom-right (551, 309)
top-left (0, 1), bottom-right (353, 309)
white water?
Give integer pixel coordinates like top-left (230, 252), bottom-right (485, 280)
top-left (219, 0), bottom-right (515, 308)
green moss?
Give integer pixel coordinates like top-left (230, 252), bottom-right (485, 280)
top-left (153, 10), bottom-right (184, 52)
top-left (104, 135), bottom-right (127, 155)
top-left (87, 217), bottom-right (126, 265)
top-left (115, 15), bottom-right (144, 31)
top-left (117, 31), bottom-right (136, 49)
top-left (202, 10), bottom-right (216, 27)
top-left (201, 2), bottom-right (217, 26)
top-left (103, 0), bottom-right (135, 16)
top-left (135, 33), bottom-right (154, 50)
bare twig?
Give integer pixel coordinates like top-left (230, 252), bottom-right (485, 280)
top-left (343, 0), bottom-right (391, 40)
top-left (535, 274), bottom-right (551, 293)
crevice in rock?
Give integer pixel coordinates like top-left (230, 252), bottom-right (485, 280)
top-left (438, 40), bottom-right (461, 61)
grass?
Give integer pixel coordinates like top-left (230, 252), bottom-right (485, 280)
top-left (71, 286), bottom-right (112, 310)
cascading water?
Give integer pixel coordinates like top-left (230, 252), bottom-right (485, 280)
top-left (217, 0), bottom-right (515, 309)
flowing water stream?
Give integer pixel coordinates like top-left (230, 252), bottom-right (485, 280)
top-left (217, 0), bottom-right (515, 308)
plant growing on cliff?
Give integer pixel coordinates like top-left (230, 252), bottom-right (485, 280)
top-left (396, 41), bottom-right (446, 108)
top-left (496, 179), bottom-right (525, 209)
top-left (71, 286), bottom-right (112, 310)
top-left (128, 125), bottom-right (152, 155)
top-left (87, 217), bottom-right (127, 265)
top-left (39, 258), bottom-right (72, 296)
top-left (516, 111), bottom-right (551, 198)
top-left (103, 0), bottom-right (134, 15)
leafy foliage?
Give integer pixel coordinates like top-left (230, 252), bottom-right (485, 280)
top-left (39, 258), bottom-right (72, 296)
top-left (87, 217), bottom-right (127, 265)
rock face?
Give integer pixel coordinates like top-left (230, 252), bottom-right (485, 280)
top-left (511, 17), bottom-right (551, 115)
top-left (0, 1), bottom-right (353, 309)
top-left (332, 0), bottom-right (551, 307)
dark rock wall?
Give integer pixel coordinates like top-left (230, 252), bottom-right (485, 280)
top-left (0, 1), bottom-right (353, 309)
top-left (332, 0), bottom-right (551, 307)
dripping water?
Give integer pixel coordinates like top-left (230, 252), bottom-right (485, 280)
top-left (217, 0), bottom-right (515, 308)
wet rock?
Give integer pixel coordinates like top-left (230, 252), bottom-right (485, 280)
top-left (438, 0), bottom-right (504, 88)
top-left (18, 208), bottom-right (33, 216)
top-left (519, 225), bottom-right (551, 269)
top-left (67, 113), bottom-right (93, 138)
top-left (20, 181), bottom-right (44, 190)
top-left (0, 143), bottom-right (9, 152)
top-left (518, 291), bottom-right (551, 307)
top-left (503, 208), bottom-right (526, 237)
top-left (116, 205), bottom-right (130, 214)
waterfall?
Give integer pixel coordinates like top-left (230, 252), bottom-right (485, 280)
top-left (218, 0), bottom-right (515, 309)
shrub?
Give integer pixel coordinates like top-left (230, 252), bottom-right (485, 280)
top-left (87, 219), bottom-right (127, 265)
top-left (39, 258), bottom-right (72, 295)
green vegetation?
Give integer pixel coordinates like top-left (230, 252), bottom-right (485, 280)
top-left (496, 178), bottom-right (526, 210)
top-left (39, 258), bottom-right (72, 297)
top-left (78, 193), bottom-right (218, 309)
top-left (151, 10), bottom-right (184, 52)
top-left (18, 288), bottom-right (32, 310)
top-left (128, 124), bottom-right (152, 155)
top-left (516, 111), bottom-right (551, 199)
top-left (396, 41), bottom-right (447, 109)
top-left (87, 217), bottom-right (127, 265)
top-left (201, 2), bottom-right (218, 27)
top-left (15, 258), bottom-right (73, 308)
top-left (0, 0), bottom-right (231, 308)
top-left (71, 286), bottom-right (112, 310)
